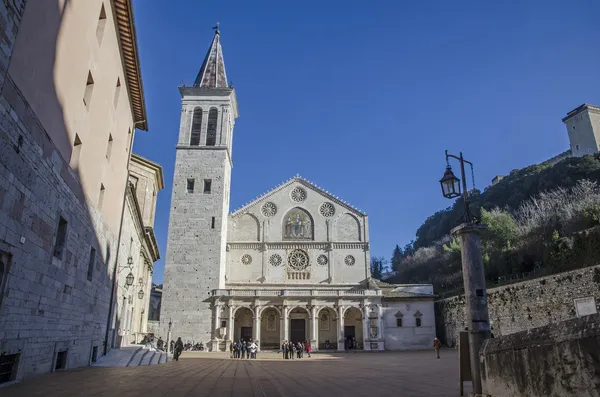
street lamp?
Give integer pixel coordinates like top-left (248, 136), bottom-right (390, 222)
top-left (440, 150), bottom-right (474, 223)
top-left (138, 289), bottom-right (145, 300)
top-left (168, 319), bottom-right (173, 332)
top-left (125, 272), bottom-right (135, 287)
top-left (440, 150), bottom-right (490, 395)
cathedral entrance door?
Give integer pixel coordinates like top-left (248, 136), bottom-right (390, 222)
top-left (241, 327), bottom-right (252, 342)
top-left (290, 319), bottom-right (306, 343)
top-left (344, 325), bottom-right (356, 347)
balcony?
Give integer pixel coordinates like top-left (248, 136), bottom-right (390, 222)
top-left (210, 288), bottom-right (381, 298)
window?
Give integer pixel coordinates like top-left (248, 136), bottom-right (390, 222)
top-left (53, 217), bottom-right (68, 259)
top-left (98, 184), bottom-right (105, 209)
top-left (203, 179), bottom-right (212, 194)
top-left (396, 318), bottom-right (402, 327)
top-left (0, 251), bottom-right (10, 309)
top-left (106, 134), bottom-right (113, 160)
top-left (211, 217), bottom-right (215, 229)
top-left (90, 346), bottom-right (98, 363)
top-left (83, 72), bottom-right (94, 109)
top-left (55, 350), bottom-right (67, 371)
top-left (206, 108), bottom-right (218, 146)
top-left (415, 318), bottom-right (422, 327)
top-left (0, 353), bottom-right (20, 384)
top-left (190, 108), bottom-right (202, 145)
top-left (87, 247), bottom-right (96, 281)
top-left (220, 320), bottom-right (226, 328)
top-left (70, 134), bottom-right (82, 170)
top-left (114, 78), bottom-right (121, 108)
top-left (96, 4), bottom-right (107, 45)
top-left (187, 179), bottom-right (195, 193)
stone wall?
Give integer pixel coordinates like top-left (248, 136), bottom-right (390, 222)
top-left (0, 75), bottom-right (117, 380)
top-left (478, 313), bottom-right (600, 397)
top-left (435, 264), bottom-right (600, 347)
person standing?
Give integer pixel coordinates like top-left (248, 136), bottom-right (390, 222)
top-left (433, 337), bottom-right (441, 359)
top-left (250, 341), bottom-right (257, 359)
top-left (306, 341), bottom-right (311, 358)
top-left (174, 337), bottom-right (184, 361)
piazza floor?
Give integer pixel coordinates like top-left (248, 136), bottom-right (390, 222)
top-left (2, 350), bottom-right (472, 397)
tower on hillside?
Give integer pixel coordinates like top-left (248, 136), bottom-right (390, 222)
top-left (563, 104), bottom-right (600, 157)
top-left (161, 27), bottom-right (239, 343)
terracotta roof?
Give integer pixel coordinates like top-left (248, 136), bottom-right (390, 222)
top-left (112, 0), bottom-right (147, 130)
top-left (193, 29), bottom-right (229, 88)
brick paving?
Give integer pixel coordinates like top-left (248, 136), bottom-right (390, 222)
top-left (1, 350), bottom-right (471, 397)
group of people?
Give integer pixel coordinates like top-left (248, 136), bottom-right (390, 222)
top-left (281, 340), bottom-right (311, 359)
top-left (230, 340), bottom-right (259, 359)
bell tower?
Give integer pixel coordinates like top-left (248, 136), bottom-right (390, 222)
top-left (161, 26), bottom-right (239, 343)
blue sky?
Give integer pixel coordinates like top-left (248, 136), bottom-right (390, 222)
top-left (131, 0), bottom-right (600, 284)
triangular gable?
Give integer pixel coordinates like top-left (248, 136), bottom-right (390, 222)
top-left (230, 174), bottom-right (367, 218)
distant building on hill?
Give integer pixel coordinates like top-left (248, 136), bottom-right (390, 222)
top-left (490, 104), bottom-right (600, 187)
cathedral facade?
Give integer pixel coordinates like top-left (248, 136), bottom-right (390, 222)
top-left (160, 29), bottom-right (435, 352)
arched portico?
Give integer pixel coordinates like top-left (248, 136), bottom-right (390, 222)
top-left (317, 307), bottom-right (338, 350)
top-left (343, 306), bottom-right (364, 350)
top-left (233, 307), bottom-right (254, 343)
top-left (286, 307), bottom-right (310, 343)
top-left (260, 307), bottom-right (281, 349)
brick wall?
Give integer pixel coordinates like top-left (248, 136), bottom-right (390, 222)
top-left (0, 74), bottom-right (117, 380)
top-left (435, 264), bottom-right (600, 347)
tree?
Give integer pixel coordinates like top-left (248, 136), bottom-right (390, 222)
top-left (391, 245), bottom-right (403, 272)
top-left (370, 256), bottom-right (386, 279)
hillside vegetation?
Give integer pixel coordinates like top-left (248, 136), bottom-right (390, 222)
top-left (386, 154), bottom-right (600, 296)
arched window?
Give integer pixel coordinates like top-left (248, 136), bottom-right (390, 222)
top-left (190, 108), bottom-right (202, 146)
top-left (206, 108), bottom-right (218, 146)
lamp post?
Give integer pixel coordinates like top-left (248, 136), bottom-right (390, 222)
top-left (440, 151), bottom-right (490, 395)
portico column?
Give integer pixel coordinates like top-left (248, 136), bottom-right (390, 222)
top-left (212, 303), bottom-right (222, 352)
top-left (377, 304), bottom-right (385, 351)
top-left (227, 305), bottom-right (234, 341)
top-left (310, 305), bottom-right (318, 351)
top-left (361, 305), bottom-right (370, 351)
top-left (281, 306), bottom-right (289, 342)
top-left (337, 305), bottom-right (345, 351)
top-left (253, 306), bottom-right (261, 348)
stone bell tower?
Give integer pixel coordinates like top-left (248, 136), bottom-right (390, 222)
top-left (161, 27), bottom-right (239, 343)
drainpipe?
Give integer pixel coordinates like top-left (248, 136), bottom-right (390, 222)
top-left (103, 120), bottom-right (145, 356)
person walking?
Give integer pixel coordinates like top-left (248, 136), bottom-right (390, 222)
top-left (282, 341), bottom-right (287, 359)
top-left (306, 341), bottom-right (311, 358)
top-left (174, 337), bottom-right (184, 361)
top-left (433, 337), bottom-right (441, 359)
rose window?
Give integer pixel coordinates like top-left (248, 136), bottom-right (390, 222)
top-left (290, 187), bottom-right (307, 202)
top-left (287, 249), bottom-right (309, 270)
top-left (319, 202), bottom-right (335, 217)
top-left (344, 255), bottom-right (356, 266)
top-left (261, 202), bottom-right (277, 217)
top-left (269, 254), bottom-right (282, 267)
top-left (241, 254), bottom-right (252, 265)
top-left (317, 255), bottom-right (328, 266)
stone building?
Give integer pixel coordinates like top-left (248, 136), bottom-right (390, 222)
top-left (160, 29), bottom-right (435, 351)
top-left (113, 154), bottom-right (163, 347)
top-left (563, 103), bottom-right (600, 157)
top-left (0, 0), bottom-right (148, 383)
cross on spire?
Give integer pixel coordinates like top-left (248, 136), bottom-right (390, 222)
top-left (212, 22), bottom-right (220, 35)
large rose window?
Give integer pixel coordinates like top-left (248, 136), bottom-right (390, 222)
top-left (287, 249), bottom-right (309, 270)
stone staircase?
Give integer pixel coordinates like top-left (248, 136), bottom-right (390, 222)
top-left (93, 346), bottom-right (169, 367)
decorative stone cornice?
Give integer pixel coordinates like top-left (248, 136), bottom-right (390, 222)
top-left (227, 242), bottom-right (369, 250)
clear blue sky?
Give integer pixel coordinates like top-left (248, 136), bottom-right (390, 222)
top-left (131, 0), bottom-right (600, 284)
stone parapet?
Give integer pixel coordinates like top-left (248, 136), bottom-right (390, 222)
top-left (478, 313), bottom-right (600, 397)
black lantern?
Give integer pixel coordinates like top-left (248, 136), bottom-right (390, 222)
top-left (125, 272), bottom-right (135, 286)
top-left (440, 166), bottom-right (461, 199)
top-left (127, 256), bottom-right (133, 265)
top-left (138, 289), bottom-right (145, 300)
top-left (168, 319), bottom-right (173, 331)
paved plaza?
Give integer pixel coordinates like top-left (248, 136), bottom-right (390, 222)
top-left (1, 350), bottom-right (471, 397)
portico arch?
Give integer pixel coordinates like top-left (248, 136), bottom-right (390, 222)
top-left (287, 307), bottom-right (309, 343)
top-left (343, 306), bottom-right (364, 350)
top-left (317, 307), bottom-right (338, 350)
top-left (260, 307), bottom-right (280, 350)
top-left (233, 307), bottom-right (254, 342)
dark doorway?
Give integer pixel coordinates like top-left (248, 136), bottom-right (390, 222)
top-left (344, 325), bottom-right (356, 338)
top-left (240, 326), bottom-right (252, 342)
top-left (55, 350), bottom-right (67, 371)
top-left (290, 319), bottom-right (306, 343)
top-left (0, 353), bottom-right (19, 384)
